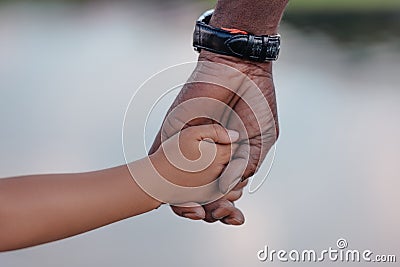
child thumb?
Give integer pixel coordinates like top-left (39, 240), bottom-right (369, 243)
top-left (195, 124), bottom-right (239, 144)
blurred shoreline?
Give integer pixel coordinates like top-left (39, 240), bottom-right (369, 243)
top-left (283, 11), bottom-right (400, 45)
top-left (0, 2), bottom-right (399, 267)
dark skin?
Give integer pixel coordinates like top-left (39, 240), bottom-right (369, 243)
top-left (150, 0), bottom-right (289, 225)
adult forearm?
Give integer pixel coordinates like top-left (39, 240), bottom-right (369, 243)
top-left (210, 0), bottom-right (289, 35)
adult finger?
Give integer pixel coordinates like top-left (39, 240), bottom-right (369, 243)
top-left (218, 157), bottom-right (248, 194)
top-left (220, 207), bottom-right (245, 226)
top-left (223, 189), bottom-right (243, 202)
top-left (206, 199), bottom-right (245, 226)
top-left (171, 203), bottom-right (206, 220)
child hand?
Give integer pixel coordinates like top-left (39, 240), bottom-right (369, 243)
top-left (153, 124), bottom-right (239, 187)
top-left (131, 124), bottom-right (240, 206)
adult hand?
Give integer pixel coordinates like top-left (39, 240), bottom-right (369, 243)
top-left (149, 51), bottom-right (279, 225)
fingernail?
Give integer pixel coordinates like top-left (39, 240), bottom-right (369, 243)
top-left (182, 212), bottom-right (203, 220)
top-left (227, 130), bottom-right (239, 142)
top-left (211, 210), bottom-right (224, 220)
top-left (231, 218), bottom-right (244, 225)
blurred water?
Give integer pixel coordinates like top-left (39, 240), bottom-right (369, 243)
top-left (0, 2), bottom-right (399, 266)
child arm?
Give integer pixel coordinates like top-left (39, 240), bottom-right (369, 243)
top-left (0, 164), bottom-right (161, 252)
top-left (0, 124), bottom-right (238, 252)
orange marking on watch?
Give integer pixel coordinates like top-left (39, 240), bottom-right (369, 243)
top-left (221, 27), bottom-right (248, 35)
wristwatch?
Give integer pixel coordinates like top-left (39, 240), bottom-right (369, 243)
top-left (193, 9), bottom-right (281, 62)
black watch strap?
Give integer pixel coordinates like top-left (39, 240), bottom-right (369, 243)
top-left (193, 10), bottom-right (281, 62)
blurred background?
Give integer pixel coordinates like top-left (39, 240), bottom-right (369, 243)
top-left (0, 0), bottom-right (399, 266)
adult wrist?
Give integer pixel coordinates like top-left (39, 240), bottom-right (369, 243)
top-left (209, 0), bottom-right (289, 36)
top-left (198, 51), bottom-right (273, 82)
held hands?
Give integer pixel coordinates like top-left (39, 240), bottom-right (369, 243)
top-left (149, 52), bottom-right (279, 225)
top-left (140, 124), bottom-right (239, 205)
top-left (151, 124), bottom-right (239, 188)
